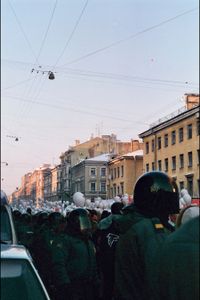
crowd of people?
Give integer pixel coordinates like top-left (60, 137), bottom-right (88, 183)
top-left (10, 171), bottom-right (199, 300)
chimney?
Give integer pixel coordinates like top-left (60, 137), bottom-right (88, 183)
top-left (131, 140), bottom-right (139, 151)
top-left (131, 139), bottom-right (144, 151)
top-left (185, 93), bottom-right (199, 110)
top-left (75, 140), bottom-right (80, 146)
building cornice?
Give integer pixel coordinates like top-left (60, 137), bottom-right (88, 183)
top-left (139, 106), bottom-right (199, 138)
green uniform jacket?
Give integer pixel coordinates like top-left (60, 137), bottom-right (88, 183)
top-left (51, 232), bottom-right (98, 287)
top-left (114, 205), bottom-right (170, 300)
top-left (158, 216), bottom-right (199, 300)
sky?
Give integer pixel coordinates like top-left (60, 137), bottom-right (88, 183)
top-left (1, 0), bottom-right (199, 195)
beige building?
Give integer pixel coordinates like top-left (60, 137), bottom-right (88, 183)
top-left (139, 93), bottom-right (200, 198)
top-left (107, 150), bottom-right (143, 198)
top-left (12, 164), bottom-right (52, 205)
top-left (43, 164), bottom-right (62, 202)
top-left (107, 147), bottom-right (143, 198)
top-left (59, 134), bottom-right (137, 201)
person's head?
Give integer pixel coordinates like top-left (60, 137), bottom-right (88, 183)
top-left (1, 190), bottom-right (8, 205)
top-left (48, 212), bottom-right (64, 230)
top-left (111, 202), bottom-right (124, 215)
top-left (36, 211), bottom-right (49, 226)
top-left (67, 208), bottom-right (92, 237)
top-left (26, 207), bottom-right (32, 215)
top-left (88, 209), bottom-right (98, 222)
top-left (100, 210), bottom-right (111, 220)
top-left (133, 171), bottom-right (179, 219)
top-left (176, 205), bottom-right (199, 228)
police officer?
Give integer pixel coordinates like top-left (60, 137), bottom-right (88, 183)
top-left (51, 208), bottom-right (100, 300)
top-left (114, 171), bottom-right (180, 300)
top-left (158, 216), bottom-right (199, 300)
top-left (95, 202), bottom-right (124, 300)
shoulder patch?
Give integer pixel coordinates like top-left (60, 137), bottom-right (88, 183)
top-left (151, 219), bottom-right (165, 233)
top-left (154, 223), bottom-right (164, 229)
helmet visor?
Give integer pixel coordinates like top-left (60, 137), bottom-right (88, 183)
top-left (79, 214), bottom-right (92, 231)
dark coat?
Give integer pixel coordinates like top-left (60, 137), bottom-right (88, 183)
top-left (114, 206), bottom-right (170, 300)
top-left (158, 216), bottom-right (199, 300)
top-left (51, 231), bottom-right (99, 300)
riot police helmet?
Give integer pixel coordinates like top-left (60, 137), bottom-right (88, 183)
top-left (67, 208), bottom-right (92, 234)
top-left (133, 171), bottom-right (179, 216)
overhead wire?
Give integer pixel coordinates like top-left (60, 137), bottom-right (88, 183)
top-left (59, 7), bottom-right (198, 67)
top-left (57, 68), bottom-right (198, 88)
top-left (6, 0), bottom-right (58, 134)
top-left (8, 0), bottom-right (38, 63)
top-left (35, 0), bottom-right (58, 63)
top-left (4, 94), bottom-right (150, 126)
top-left (18, 0), bottom-right (59, 120)
top-left (3, 58), bottom-right (198, 87)
top-left (52, 0), bottom-right (89, 68)
top-left (1, 76), bottom-right (37, 91)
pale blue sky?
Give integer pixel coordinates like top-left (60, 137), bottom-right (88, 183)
top-left (1, 0), bottom-right (199, 195)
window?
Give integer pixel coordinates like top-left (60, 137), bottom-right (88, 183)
top-left (146, 142), bottom-right (149, 154)
top-left (165, 158), bottom-right (168, 172)
top-left (117, 186), bottom-right (120, 195)
top-left (187, 177), bottom-right (193, 196)
top-left (164, 134), bottom-right (168, 147)
top-left (90, 168), bottom-right (96, 176)
top-left (198, 150), bottom-right (200, 165)
top-left (187, 124), bottom-right (192, 139)
top-left (197, 120), bottom-right (200, 136)
top-left (113, 184), bottom-right (116, 196)
top-left (146, 163), bottom-right (149, 172)
top-left (179, 154), bottom-right (184, 169)
top-left (179, 181), bottom-right (184, 190)
top-left (120, 182), bottom-right (124, 195)
top-left (111, 188), bottom-right (113, 198)
top-left (152, 162), bottom-right (155, 171)
top-left (157, 137), bottom-right (161, 149)
top-left (172, 156), bottom-right (176, 170)
top-left (158, 160), bottom-right (162, 171)
top-left (117, 167), bottom-right (120, 178)
top-left (90, 182), bottom-right (96, 192)
top-left (152, 139), bottom-right (155, 152)
top-left (188, 152), bottom-right (193, 167)
top-left (100, 182), bottom-right (106, 192)
top-left (179, 127), bottom-right (184, 142)
top-left (110, 169), bottom-right (113, 180)
top-left (171, 130), bottom-right (176, 145)
top-left (101, 167), bottom-right (106, 177)
top-left (114, 168), bottom-right (116, 179)
top-left (121, 166), bottom-right (124, 177)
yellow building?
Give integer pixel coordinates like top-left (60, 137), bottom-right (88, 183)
top-left (107, 149), bottom-right (143, 198)
top-left (139, 94), bottom-right (200, 198)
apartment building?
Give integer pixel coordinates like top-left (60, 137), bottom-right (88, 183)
top-left (71, 153), bottom-right (112, 199)
top-left (12, 164), bottom-right (52, 204)
top-left (107, 150), bottom-right (143, 198)
top-left (59, 134), bottom-right (135, 201)
top-left (139, 93), bottom-right (200, 197)
top-left (43, 164), bottom-right (62, 202)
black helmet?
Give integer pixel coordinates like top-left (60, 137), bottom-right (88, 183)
top-left (1, 190), bottom-right (8, 205)
top-left (48, 212), bottom-right (64, 228)
top-left (133, 171), bottom-right (179, 216)
top-left (111, 202), bottom-right (124, 215)
top-left (67, 208), bottom-right (92, 234)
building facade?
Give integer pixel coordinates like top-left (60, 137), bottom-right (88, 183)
top-left (59, 134), bottom-right (135, 201)
top-left (71, 154), bottom-right (111, 199)
top-left (107, 150), bottom-right (143, 198)
top-left (139, 94), bottom-right (199, 197)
